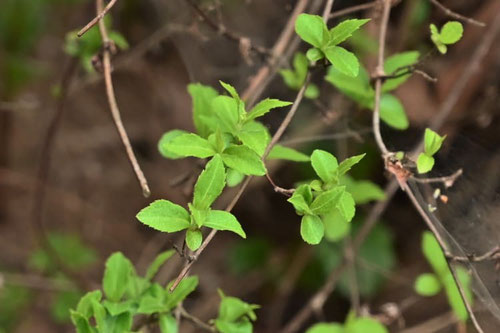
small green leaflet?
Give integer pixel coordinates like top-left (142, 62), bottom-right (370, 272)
top-left (311, 149), bottom-right (338, 183)
top-left (221, 145), bottom-right (266, 176)
top-left (301, 215), bottom-right (324, 244)
top-left (336, 191), bottom-right (355, 222)
top-left (430, 21), bottom-right (463, 54)
top-left (137, 200), bottom-right (191, 233)
top-left (204, 210), bottom-right (246, 238)
top-left (295, 14), bottom-right (328, 48)
top-left (145, 250), bottom-right (175, 281)
top-left (306, 323), bottom-right (343, 333)
top-left (415, 273), bottom-right (442, 296)
top-left (186, 229), bottom-right (203, 251)
top-left (165, 133), bottom-right (216, 158)
top-left (424, 128), bottom-right (446, 156)
top-left (336, 153), bottom-right (365, 177)
top-left (158, 129), bottom-right (189, 159)
top-left (246, 98), bottom-right (292, 121)
top-left (188, 83), bottom-right (218, 138)
top-left (324, 46), bottom-right (359, 77)
top-left (193, 155), bottom-right (226, 210)
top-left (102, 252), bottom-right (133, 302)
top-left (379, 94), bottom-right (409, 130)
top-left (329, 19), bottom-right (370, 46)
top-left (417, 153), bottom-right (434, 174)
top-left (382, 51), bottom-right (420, 92)
top-left (310, 187), bottom-right (345, 215)
top-left (267, 144), bottom-right (310, 162)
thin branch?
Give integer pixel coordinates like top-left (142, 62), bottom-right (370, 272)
top-left (321, 0), bottom-right (336, 21)
top-left (410, 168), bottom-right (462, 187)
top-left (429, 0), bottom-right (486, 27)
top-left (78, 0), bottom-right (118, 37)
top-left (96, 0), bottom-right (150, 197)
top-left (265, 172), bottom-right (295, 196)
top-left (447, 245), bottom-right (500, 263)
top-left (178, 305), bottom-right (216, 332)
top-left (371, 0), bottom-right (392, 156)
top-left (328, 1), bottom-right (379, 20)
top-left (183, 0), bottom-right (269, 56)
top-left (280, 128), bottom-right (372, 146)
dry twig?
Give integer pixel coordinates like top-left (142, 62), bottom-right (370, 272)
top-left (429, 0), bottom-right (486, 27)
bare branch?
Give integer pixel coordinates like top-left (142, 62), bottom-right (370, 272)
top-left (78, 0), bottom-right (118, 37)
top-left (429, 0), bottom-right (486, 27)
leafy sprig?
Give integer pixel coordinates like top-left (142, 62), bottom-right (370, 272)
top-left (430, 21), bottom-right (464, 54)
top-left (417, 128), bottom-right (446, 174)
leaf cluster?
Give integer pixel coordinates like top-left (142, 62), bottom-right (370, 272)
top-left (70, 251), bottom-right (198, 333)
top-left (416, 128), bottom-right (446, 174)
top-left (414, 232), bottom-right (472, 321)
top-left (287, 149), bottom-right (365, 244)
top-left (279, 52), bottom-right (320, 99)
top-left (326, 51), bottom-right (420, 130)
top-left (214, 290), bottom-right (260, 333)
top-left (306, 312), bottom-right (388, 333)
top-left (295, 14), bottom-right (369, 77)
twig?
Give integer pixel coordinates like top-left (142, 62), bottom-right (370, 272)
top-left (328, 1), bottom-right (380, 20)
top-left (170, 76), bottom-right (311, 292)
top-left (371, 0), bottom-right (392, 156)
top-left (96, 0), bottom-right (150, 197)
top-left (410, 168), bottom-right (462, 187)
top-left (178, 305), bottom-right (215, 332)
top-left (280, 128), bottom-right (372, 146)
top-left (265, 173), bottom-right (295, 196)
top-left (78, 0), bottom-right (118, 37)
top-left (321, 0), bottom-right (335, 21)
top-left (446, 246), bottom-right (500, 263)
top-left (400, 310), bottom-right (457, 333)
top-left (183, 0), bottom-right (269, 56)
top-left (429, 0), bottom-right (486, 27)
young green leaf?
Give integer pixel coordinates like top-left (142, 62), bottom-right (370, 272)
top-left (440, 21), bottom-right (463, 44)
top-left (345, 317), bottom-right (388, 333)
top-left (344, 179), bottom-right (386, 204)
top-left (442, 266), bottom-right (472, 321)
top-left (159, 313), bottom-right (178, 333)
top-left (280, 52), bottom-right (309, 90)
top-left (415, 273), bottom-right (442, 296)
top-left (324, 46), bottom-right (359, 77)
top-left (165, 133), bottom-right (216, 158)
top-left (306, 323), bottom-right (343, 333)
top-left (424, 128), bottom-right (446, 156)
top-left (382, 51), bottom-right (420, 92)
top-left (417, 153), bottom-right (435, 174)
top-left (186, 229), bottom-right (203, 251)
top-left (310, 187), bottom-right (345, 215)
top-left (137, 200), bottom-right (191, 233)
top-left (336, 191), bottom-right (355, 222)
top-left (226, 168), bottom-right (245, 187)
top-left (75, 290), bottom-right (102, 320)
top-left (70, 311), bottom-right (94, 333)
top-left (267, 144), bottom-right (310, 162)
top-left (212, 95), bottom-right (239, 134)
top-left (301, 215), bottom-right (324, 245)
top-left (219, 81), bottom-right (241, 101)
top-left (145, 250), bottom-right (175, 281)
top-left (305, 84), bottom-right (320, 99)
top-left (306, 47), bottom-right (324, 62)
top-left (295, 14), bottom-right (328, 48)
top-left (246, 98), bottom-right (292, 121)
top-left (311, 149), bottom-right (338, 183)
top-left (204, 210), bottom-right (246, 238)
top-left (336, 154), bottom-right (365, 176)
top-left (237, 121), bottom-right (270, 156)
top-left (421, 231), bottom-right (448, 276)
top-left (193, 155), bottom-right (226, 210)
top-left (221, 145), bottom-right (266, 176)
top-left (158, 129), bottom-right (189, 159)
top-left (325, 66), bottom-right (373, 106)
top-left (288, 185), bottom-right (313, 215)
top-left (102, 300), bottom-right (135, 317)
top-left (323, 209), bottom-right (350, 242)
top-left (329, 19), bottom-right (370, 46)
top-left (188, 83), bottom-right (219, 138)
top-left (103, 252), bottom-right (133, 302)
top-left (379, 94), bottom-right (409, 130)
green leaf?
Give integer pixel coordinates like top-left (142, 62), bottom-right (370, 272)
top-left (102, 300), bottom-right (134, 317)
top-left (221, 145), bottom-right (266, 176)
top-left (306, 323), bottom-right (343, 333)
top-left (158, 129), bottom-right (189, 159)
top-left (226, 168), bottom-right (245, 187)
top-left (336, 154), bottom-right (365, 176)
top-left (145, 250), bottom-right (175, 281)
top-left (415, 273), bottom-right (442, 296)
top-left (215, 320), bottom-right (253, 333)
top-left (288, 187), bottom-right (313, 215)
top-left (70, 311), bottom-right (94, 333)
top-left (306, 47), bottom-right (324, 62)
top-left (75, 290), bottom-right (102, 319)
top-left (186, 229), bottom-right (203, 251)
top-left (103, 252), bottom-right (133, 302)
top-left (310, 187), bottom-right (345, 215)
top-left (424, 128), bottom-right (446, 156)
top-left (443, 266), bottom-right (472, 321)
top-left (346, 317), bottom-right (388, 333)
top-left (165, 133), bottom-right (216, 158)
top-left (212, 95), bottom-right (239, 133)
top-left (329, 19), bottom-right (370, 46)
top-left (219, 81), bottom-right (241, 101)
top-left (280, 52), bottom-right (309, 90)
top-left (300, 215), bottom-right (324, 245)
top-left (324, 46), bottom-right (359, 77)
top-left (305, 84), bottom-right (320, 99)
top-left (421, 231), bottom-right (448, 276)
top-left (159, 313), bottom-right (178, 333)
top-left (247, 98), bottom-right (292, 121)
top-left (382, 51), bottom-right (420, 92)
top-left (336, 191), bottom-right (355, 222)
top-left (440, 21), bottom-right (463, 44)
top-left (345, 179), bottom-right (386, 204)
top-left (52, 291), bottom-right (82, 323)
top-left (379, 94), bottom-right (409, 130)
top-left (325, 65), bottom-right (373, 106)
top-left (267, 144), bottom-right (310, 162)
top-left (165, 276), bottom-right (199, 310)
top-left (205, 210), bottom-right (246, 238)
top-left (295, 14), bottom-right (328, 48)
top-left (217, 290), bottom-right (259, 322)
top-left (417, 153), bottom-right (435, 174)
top-left (137, 200), bottom-right (191, 233)
top-left (237, 121), bottom-right (271, 156)
top-left (311, 149), bottom-right (338, 183)
top-left (323, 209), bottom-right (350, 242)
top-left (193, 155), bottom-right (226, 210)
top-left (188, 83), bottom-right (219, 138)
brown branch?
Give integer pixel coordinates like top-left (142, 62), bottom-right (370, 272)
top-left (410, 168), bottom-right (462, 187)
top-left (179, 305), bottom-right (216, 332)
top-left (96, 0), bottom-right (150, 197)
top-left (429, 0), bottom-right (486, 27)
top-left (280, 128), bottom-right (372, 146)
top-left (183, 0), bottom-right (269, 56)
top-left (78, 0), bottom-right (118, 37)
top-left (328, 1), bottom-right (379, 20)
